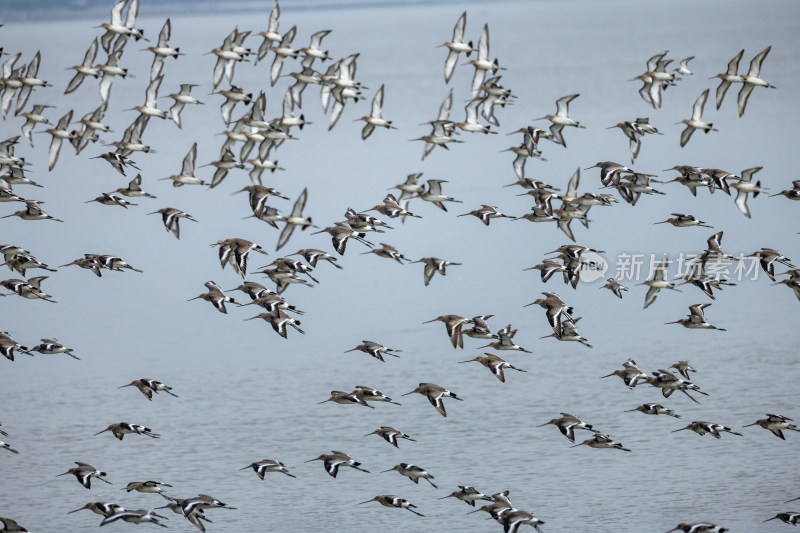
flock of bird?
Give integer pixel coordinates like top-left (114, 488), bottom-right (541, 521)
top-left (1, 0), bottom-right (798, 532)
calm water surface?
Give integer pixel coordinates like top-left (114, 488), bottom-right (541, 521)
top-left (0, 0), bottom-right (798, 531)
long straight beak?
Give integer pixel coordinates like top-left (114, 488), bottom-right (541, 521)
top-left (93, 429), bottom-right (108, 436)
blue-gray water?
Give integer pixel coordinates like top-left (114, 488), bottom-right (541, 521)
top-left (0, 0), bottom-right (798, 531)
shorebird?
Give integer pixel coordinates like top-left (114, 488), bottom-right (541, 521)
top-left (769, 179), bottom-right (800, 200)
top-left (57, 462), bottom-right (113, 489)
top-left (317, 390), bottom-right (373, 408)
top-left (571, 433), bottom-right (631, 451)
top-left (413, 119), bottom-right (462, 160)
top-left (97, 36), bottom-right (130, 105)
top-left (68, 502), bottom-right (125, 517)
top-left (115, 173), bottom-right (156, 199)
top-left (364, 426), bottom-right (416, 448)
top-left (538, 413), bottom-right (598, 442)
top-left (304, 451), bottom-right (369, 478)
top-left (1, 253), bottom-right (57, 276)
top-left (234, 184), bottom-right (288, 217)
top-left (402, 383), bottom-right (463, 417)
top-left (1, 333), bottom-right (33, 361)
top-left (359, 495), bottom-right (424, 516)
top-left (255, 0), bottom-right (282, 63)
top-left (179, 494), bottom-right (236, 514)
top-left (438, 486), bottom-right (493, 507)
top-left (462, 314), bottom-right (498, 340)
top-left (608, 120), bottom-right (646, 164)
top-left (479, 324), bottom-right (533, 353)
top-left (466, 491), bottom-right (514, 517)
top-left (213, 238), bottom-right (268, 277)
top-left (655, 213), bottom-right (713, 228)
top-left (312, 223), bottom-right (373, 255)
top-left (0, 518), bottom-right (28, 533)
top-left (454, 96), bottom-right (494, 134)
top-left (670, 361), bottom-right (697, 380)
top-left (730, 166), bottom-right (764, 218)
top-left (361, 242), bottom-right (411, 264)
top-left (441, 11), bottom-right (473, 83)
top-left (666, 523), bottom-right (728, 533)
top-left (414, 179), bottom-right (462, 212)
top-left (673, 421), bottom-right (742, 439)
top-left (601, 278), bottom-right (628, 298)
top-left (42, 109), bottom-right (74, 171)
top-left (165, 84), bottom-right (203, 129)
top-left (92, 151), bottom-right (140, 176)
top-left (625, 403), bottom-right (681, 418)
top-left (1, 275), bottom-right (57, 302)
top-left (245, 310), bottom-right (305, 338)
top-left (129, 74), bottom-right (167, 121)
top-left (678, 89), bottom-right (717, 147)
top-left (344, 341), bottom-right (401, 362)
top-left (747, 248), bottom-right (794, 282)
top-left (535, 93), bottom-right (584, 147)
top-left (0, 441), bottom-right (18, 454)
top-left (119, 378), bottom-right (178, 401)
top-left (15, 51), bottom-right (51, 116)
top-left (277, 187), bottom-right (315, 251)
top-left (209, 29), bottom-right (248, 90)
top-left (666, 303), bottom-right (726, 331)
top-left (712, 49), bottom-right (744, 109)
top-left (29, 338), bottom-right (79, 360)
top-left (647, 369), bottom-right (708, 403)
top-left (764, 513), bottom-right (800, 525)
top-left (357, 84), bottom-right (395, 139)
top-left (99, 0), bottom-right (145, 50)
top-left (467, 25), bottom-right (500, 99)
top-left (65, 39), bottom-right (100, 94)
top-left (381, 463), bottom-right (437, 487)
top-left (216, 85), bottom-right (251, 126)
top-left (423, 314), bottom-right (470, 349)
top-left (458, 204), bottom-right (512, 225)
top-left (737, 45), bottom-right (775, 116)
top-left (188, 280), bottom-right (237, 313)
top-left (524, 291), bottom-right (575, 336)
top-left (161, 143), bottom-right (205, 187)
top-left (0, 200), bottom-right (64, 222)
top-left (458, 352), bottom-right (527, 382)
top-left (85, 192), bottom-right (137, 209)
top-left (123, 481), bottom-right (172, 498)
top-left (147, 18), bottom-right (182, 81)
top-left (772, 275), bottom-right (800, 302)
top-left (240, 459), bottom-right (296, 479)
top-left (100, 509), bottom-right (168, 528)
top-left (523, 260), bottom-right (567, 283)
top-left (600, 359), bottom-right (648, 389)
top-left (352, 385), bottom-right (401, 405)
top-left (269, 25), bottom-right (298, 86)
top-left (674, 56), bottom-right (694, 75)
top-left (496, 509), bottom-right (546, 533)
top-left (148, 208), bottom-right (196, 239)
top-left (413, 257), bottom-right (461, 286)
top-left (641, 253), bottom-right (680, 309)
top-left (743, 414), bottom-right (800, 440)
top-left (94, 422), bottom-right (160, 440)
